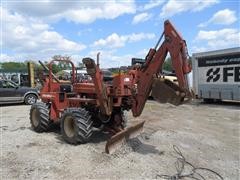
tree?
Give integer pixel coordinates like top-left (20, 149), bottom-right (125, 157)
top-left (163, 57), bottom-right (173, 72)
top-left (49, 55), bottom-right (73, 73)
top-left (162, 56), bottom-right (192, 73)
top-left (0, 62), bottom-right (27, 73)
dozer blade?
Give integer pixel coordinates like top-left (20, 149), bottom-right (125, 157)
top-left (151, 78), bottom-right (190, 106)
top-left (105, 121), bottom-right (145, 154)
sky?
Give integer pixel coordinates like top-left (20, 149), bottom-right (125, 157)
top-left (1, 0), bottom-right (240, 68)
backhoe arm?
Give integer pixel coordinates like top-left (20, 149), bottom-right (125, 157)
top-left (131, 20), bottom-right (191, 117)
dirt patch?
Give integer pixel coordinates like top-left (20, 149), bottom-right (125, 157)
top-left (0, 101), bottom-right (239, 179)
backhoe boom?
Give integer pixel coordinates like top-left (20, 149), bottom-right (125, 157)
top-left (131, 20), bottom-right (192, 117)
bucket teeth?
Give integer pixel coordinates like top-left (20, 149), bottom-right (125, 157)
top-left (105, 121), bottom-right (145, 154)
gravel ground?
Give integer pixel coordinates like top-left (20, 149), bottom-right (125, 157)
top-left (0, 100), bottom-right (239, 179)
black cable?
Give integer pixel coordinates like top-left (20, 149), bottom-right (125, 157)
top-left (156, 145), bottom-right (224, 180)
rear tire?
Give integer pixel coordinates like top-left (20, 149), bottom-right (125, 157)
top-left (30, 102), bottom-right (51, 132)
top-left (61, 108), bottom-right (93, 144)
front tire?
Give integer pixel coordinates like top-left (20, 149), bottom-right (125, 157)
top-left (61, 108), bottom-right (93, 144)
top-left (30, 102), bottom-right (51, 132)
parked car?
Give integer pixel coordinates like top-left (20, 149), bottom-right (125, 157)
top-left (0, 79), bottom-right (39, 105)
top-left (102, 69), bottom-right (113, 82)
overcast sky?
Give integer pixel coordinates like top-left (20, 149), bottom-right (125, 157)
top-left (1, 0), bottom-right (239, 67)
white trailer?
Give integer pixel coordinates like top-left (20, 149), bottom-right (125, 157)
top-left (192, 47), bottom-right (240, 102)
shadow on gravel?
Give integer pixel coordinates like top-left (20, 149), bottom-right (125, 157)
top-left (90, 132), bottom-right (109, 144)
top-left (28, 124), bottom-right (163, 155)
top-left (48, 123), bottom-right (61, 134)
top-left (47, 124), bottom-right (68, 144)
top-left (0, 103), bottom-right (26, 107)
top-left (28, 123), bottom-right (61, 134)
top-left (28, 123), bottom-right (66, 144)
top-left (201, 101), bottom-right (239, 110)
top-left (192, 99), bottom-right (240, 110)
top-left (52, 128), bottom-right (110, 145)
top-left (127, 138), bottom-right (163, 155)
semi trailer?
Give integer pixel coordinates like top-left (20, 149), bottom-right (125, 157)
top-left (192, 47), bottom-right (240, 102)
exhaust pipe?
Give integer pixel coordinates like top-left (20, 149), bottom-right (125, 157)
top-left (97, 52), bottom-right (100, 67)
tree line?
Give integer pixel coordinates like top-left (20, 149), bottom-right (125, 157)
top-left (0, 56), bottom-right (179, 73)
top-left (0, 56), bottom-right (73, 74)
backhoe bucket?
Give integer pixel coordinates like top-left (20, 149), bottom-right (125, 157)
top-left (151, 78), bottom-right (189, 106)
top-left (105, 121), bottom-right (145, 154)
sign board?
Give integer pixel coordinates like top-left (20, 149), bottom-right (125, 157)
top-left (197, 54), bottom-right (240, 84)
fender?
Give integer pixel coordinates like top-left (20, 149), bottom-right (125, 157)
top-left (23, 91), bottom-right (39, 101)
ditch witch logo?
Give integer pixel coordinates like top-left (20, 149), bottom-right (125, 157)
top-left (206, 67), bottom-right (240, 82)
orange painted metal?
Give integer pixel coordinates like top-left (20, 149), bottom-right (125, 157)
top-left (39, 20), bottom-right (192, 152)
top-left (130, 20), bottom-right (192, 117)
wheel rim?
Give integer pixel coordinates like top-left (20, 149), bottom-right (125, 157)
top-left (27, 96), bottom-right (36, 104)
top-left (31, 108), bottom-right (39, 127)
top-left (64, 116), bottom-right (75, 138)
